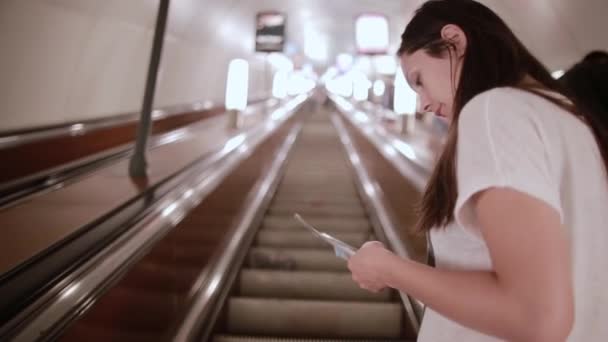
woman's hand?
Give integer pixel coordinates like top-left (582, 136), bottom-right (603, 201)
top-left (347, 241), bottom-right (395, 293)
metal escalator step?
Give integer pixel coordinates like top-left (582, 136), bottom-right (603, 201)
top-left (255, 230), bottom-right (368, 249)
top-left (263, 216), bottom-right (370, 232)
top-left (274, 188), bottom-right (359, 197)
top-left (283, 172), bottom-right (351, 176)
top-left (268, 203), bottom-right (365, 217)
top-left (272, 197), bottom-right (362, 207)
top-left (271, 199), bottom-right (363, 209)
top-left (213, 335), bottom-right (411, 342)
top-left (279, 176), bottom-right (354, 183)
top-left (226, 298), bottom-right (403, 338)
top-left (272, 196), bottom-right (361, 205)
top-left (273, 194), bottom-right (362, 204)
top-left (247, 248), bottom-right (347, 271)
top-left (239, 269), bottom-right (390, 301)
top-left (270, 197), bottom-right (364, 208)
top-left (277, 185), bottom-right (357, 193)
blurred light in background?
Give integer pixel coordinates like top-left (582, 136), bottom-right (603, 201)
top-left (393, 66), bottom-right (417, 115)
top-left (551, 69), bottom-right (565, 79)
top-left (355, 14), bottom-right (389, 55)
top-left (272, 71), bottom-right (289, 99)
top-left (300, 63), bottom-right (319, 81)
top-left (337, 53), bottom-right (354, 72)
top-left (326, 75), bottom-right (353, 97)
top-left (352, 70), bottom-right (371, 102)
top-left (286, 71), bottom-right (316, 96)
top-left (320, 67), bottom-right (339, 84)
top-left (354, 111), bottom-right (370, 123)
top-left (352, 56), bottom-right (372, 75)
top-left (373, 79), bottom-right (386, 97)
top-left (225, 59), bottom-right (249, 111)
top-left (268, 53), bottom-right (294, 72)
top-left (304, 27), bottom-right (328, 62)
top-left (373, 55), bottom-right (398, 75)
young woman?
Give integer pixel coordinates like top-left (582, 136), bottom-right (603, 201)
top-left (347, 1), bottom-right (608, 341)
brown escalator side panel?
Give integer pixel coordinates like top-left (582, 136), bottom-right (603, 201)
top-left (0, 107), bottom-right (224, 184)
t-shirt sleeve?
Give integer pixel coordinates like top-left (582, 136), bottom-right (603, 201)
top-left (454, 89), bottom-right (563, 240)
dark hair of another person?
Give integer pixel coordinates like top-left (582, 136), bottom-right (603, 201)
top-left (396, 0), bottom-right (608, 232)
top-left (560, 51), bottom-right (608, 128)
top-left (583, 50), bottom-right (608, 63)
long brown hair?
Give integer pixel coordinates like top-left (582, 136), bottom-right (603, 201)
top-left (397, 0), bottom-right (608, 232)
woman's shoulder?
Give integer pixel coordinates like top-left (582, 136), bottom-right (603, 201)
top-left (459, 87), bottom-right (564, 131)
top-left (459, 87), bottom-right (521, 130)
top-left (461, 87), bottom-right (538, 115)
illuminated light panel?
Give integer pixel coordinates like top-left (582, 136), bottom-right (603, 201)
top-left (355, 14), bottom-right (389, 55)
top-left (393, 66), bottom-right (417, 115)
top-left (225, 59), bottom-right (249, 111)
top-left (551, 69), bottom-right (565, 79)
top-left (373, 79), bottom-right (385, 97)
top-left (272, 71), bottom-right (289, 99)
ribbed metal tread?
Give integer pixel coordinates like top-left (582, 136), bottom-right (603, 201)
top-left (247, 247), bottom-right (347, 271)
top-left (263, 216), bottom-right (371, 232)
top-left (238, 269), bottom-right (390, 301)
top-left (268, 204), bottom-right (366, 217)
top-left (227, 297), bottom-right (403, 338)
top-left (255, 230), bottom-right (368, 249)
top-left (213, 335), bottom-right (413, 342)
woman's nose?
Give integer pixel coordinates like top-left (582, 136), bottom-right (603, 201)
top-left (419, 96), bottom-right (433, 112)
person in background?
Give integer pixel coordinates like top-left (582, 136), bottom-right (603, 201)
top-left (560, 50), bottom-right (608, 123)
top-left (347, 1), bottom-right (608, 341)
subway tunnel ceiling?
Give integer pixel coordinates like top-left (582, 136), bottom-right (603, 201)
top-left (39, 0), bottom-right (608, 69)
top-left (1, 0), bottom-right (606, 131)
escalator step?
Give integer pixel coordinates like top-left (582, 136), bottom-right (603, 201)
top-left (255, 230), bottom-right (368, 249)
top-left (273, 190), bottom-right (360, 201)
top-left (276, 185), bottom-right (358, 194)
top-left (263, 216), bottom-right (370, 232)
top-left (226, 298), bottom-right (402, 338)
top-left (268, 203), bottom-right (366, 217)
top-left (238, 269), bottom-right (391, 301)
top-left (271, 195), bottom-right (362, 206)
top-left (213, 335), bottom-right (411, 342)
top-left (247, 247), bottom-right (347, 271)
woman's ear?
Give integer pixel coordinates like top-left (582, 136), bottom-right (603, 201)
top-left (441, 24), bottom-right (467, 58)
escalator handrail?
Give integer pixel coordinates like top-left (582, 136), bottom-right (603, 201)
top-left (329, 94), bottom-right (431, 192)
top-left (173, 115), bottom-right (303, 342)
top-left (331, 112), bottom-right (423, 333)
top-left (0, 94), bottom-right (308, 342)
top-left (0, 99), bottom-right (275, 208)
top-left (0, 96), bottom-right (270, 149)
top-left (331, 95), bottom-right (438, 267)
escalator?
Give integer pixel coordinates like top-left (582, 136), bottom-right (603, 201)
top-left (48, 106), bottom-right (417, 341)
top-left (210, 109), bottom-right (416, 341)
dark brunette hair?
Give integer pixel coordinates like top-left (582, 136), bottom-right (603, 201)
top-left (397, 0), bottom-right (608, 232)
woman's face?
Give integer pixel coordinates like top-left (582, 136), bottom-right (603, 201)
top-left (399, 25), bottom-right (467, 124)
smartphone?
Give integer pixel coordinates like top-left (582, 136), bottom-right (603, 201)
top-left (293, 213), bottom-right (357, 260)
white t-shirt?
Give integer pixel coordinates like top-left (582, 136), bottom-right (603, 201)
top-left (417, 87), bottom-right (608, 342)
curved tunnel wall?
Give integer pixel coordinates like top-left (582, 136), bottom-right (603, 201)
top-left (0, 0), bottom-right (606, 132)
